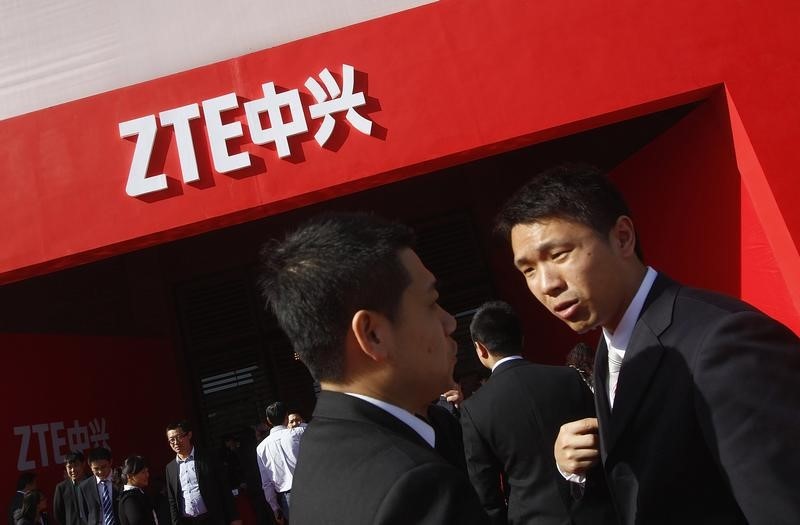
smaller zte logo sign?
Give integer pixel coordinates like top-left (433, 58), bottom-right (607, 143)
top-left (13, 418), bottom-right (111, 470)
top-left (119, 64), bottom-right (373, 197)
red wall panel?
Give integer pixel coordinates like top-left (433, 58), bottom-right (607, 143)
top-left (0, 334), bottom-right (184, 504)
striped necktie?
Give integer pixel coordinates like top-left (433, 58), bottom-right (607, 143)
top-left (100, 480), bottom-right (117, 525)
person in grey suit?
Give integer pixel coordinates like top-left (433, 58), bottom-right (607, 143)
top-left (258, 213), bottom-right (489, 525)
top-left (460, 300), bottom-right (615, 525)
top-left (77, 448), bottom-right (119, 525)
top-left (495, 163), bottom-right (800, 525)
top-left (164, 421), bottom-right (240, 525)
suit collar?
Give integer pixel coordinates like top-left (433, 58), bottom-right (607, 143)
top-left (345, 392), bottom-right (435, 447)
top-left (489, 356), bottom-right (527, 377)
top-left (595, 273), bottom-right (680, 456)
top-left (314, 391), bottom-right (434, 450)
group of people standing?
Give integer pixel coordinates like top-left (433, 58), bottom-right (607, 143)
top-left (8, 449), bottom-right (160, 525)
top-left (256, 163), bottom-right (800, 524)
top-left (10, 163), bottom-right (799, 525)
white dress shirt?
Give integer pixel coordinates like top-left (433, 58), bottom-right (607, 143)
top-left (561, 266), bottom-right (657, 484)
top-left (601, 266), bottom-right (658, 408)
top-left (346, 393), bottom-right (436, 448)
top-left (94, 475), bottom-right (115, 524)
top-left (176, 448), bottom-right (208, 517)
top-left (256, 424), bottom-right (305, 513)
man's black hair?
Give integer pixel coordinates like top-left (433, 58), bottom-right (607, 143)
top-left (258, 212), bottom-right (415, 382)
top-left (469, 300), bottom-right (524, 357)
top-left (63, 451), bottom-right (84, 464)
top-left (495, 163), bottom-right (643, 258)
top-left (165, 420), bottom-right (192, 433)
top-left (87, 447), bottom-right (112, 464)
top-left (266, 401), bottom-right (288, 426)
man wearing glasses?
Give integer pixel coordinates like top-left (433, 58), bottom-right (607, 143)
top-left (164, 421), bottom-right (241, 525)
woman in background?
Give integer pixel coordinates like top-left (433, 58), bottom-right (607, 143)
top-left (118, 456), bottom-right (156, 525)
top-left (13, 490), bottom-right (48, 525)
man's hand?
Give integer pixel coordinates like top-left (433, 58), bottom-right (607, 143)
top-left (442, 386), bottom-right (463, 407)
top-left (554, 418), bottom-right (600, 475)
top-left (274, 510), bottom-right (286, 525)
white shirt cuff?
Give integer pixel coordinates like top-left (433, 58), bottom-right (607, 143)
top-left (557, 463), bottom-right (586, 485)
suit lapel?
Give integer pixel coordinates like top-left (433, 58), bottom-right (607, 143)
top-left (601, 274), bottom-right (678, 455)
top-left (606, 322), bottom-right (664, 450)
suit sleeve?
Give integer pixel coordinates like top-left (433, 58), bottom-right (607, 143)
top-left (459, 404), bottom-right (506, 525)
top-left (76, 483), bottom-right (90, 524)
top-left (693, 310), bottom-right (800, 525)
top-left (373, 462), bottom-right (490, 525)
top-left (52, 485), bottom-right (66, 525)
top-left (164, 465), bottom-right (180, 525)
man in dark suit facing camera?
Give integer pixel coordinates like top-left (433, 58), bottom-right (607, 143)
top-left (258, 213), bottom-right (489, 525)
top-left (460, 300), bottom-right (614, 525)
top-left (495, 164), bottom-right (800, 525)
top-left (164, 421), bottom-right (240, 525)
top-left (53, 451), bottom-right (90, 525)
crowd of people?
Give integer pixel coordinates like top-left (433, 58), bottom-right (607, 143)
top-left (9, 164), bottom-right (800, 525)
top-left (255, 163), bottom-right (799, 524)
top-left (7, 408), bottom-right (309, 525)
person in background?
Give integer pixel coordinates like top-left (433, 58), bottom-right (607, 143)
top-left (256, 402), bottom-right (305, 524)
top-left (53, 451), bottom-right (89, 525)
top-left (164, 420), bottom-right (240, 525)
top-left (460, 300), bottom-right (614, 524)
top-left (234, 427), bottom-right (273, 525)
top-left (286, 414), bottom-right (305, 430)
top-left (13, 490), bottom-right (47, 525)
top-left (8, 472), bottom-right (37, 525)
top-left (218, 435), bottom-right (244, 496)
top-left (118, 456), bottom-right (156, 525)
top-left (78, 447), bottom-right (119, 525)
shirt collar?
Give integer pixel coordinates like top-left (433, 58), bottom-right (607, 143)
top-left (269, 425), bottom-right (287, 435)
top-left (491, 355), bottom-right (523, 373)
top-left (176, 446), bottom-right (195, 463)
top-left (95, 475), bottom-right (112, 485)
top-left (602, 266), bottom-right (658, 353)
top-left (345, 393), bottom-right (435, 448)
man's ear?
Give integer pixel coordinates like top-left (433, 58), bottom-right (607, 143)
top-left (610, 215), bottom-right (637, 258)
top-left (352, 309), bottom-right (390, 362)
top-left (474, 341), bottom-right (490, 360)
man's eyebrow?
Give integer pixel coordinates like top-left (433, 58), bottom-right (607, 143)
top-left (514, 241), bottom-right (561, 267)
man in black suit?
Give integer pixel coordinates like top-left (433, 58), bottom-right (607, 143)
top-left (495, 164), bottom-right (800, 524)
top-left (164, 421), bottom-right (240, 525)
top-left (460, 300), bottom-right (614, 525)
top-left (53, 451), bottom-right (89, 525)
top-left (77, 448), bottom-right (119, 525)
top-left (258, 213), bottom-right (489, 525)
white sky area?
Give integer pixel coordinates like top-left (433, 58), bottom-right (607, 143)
top-left (0, 0), bottom-right (435, 120)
